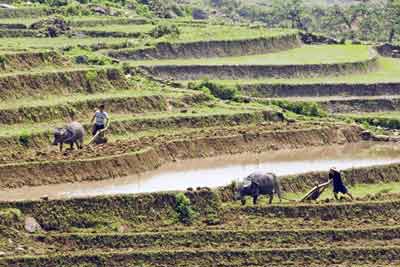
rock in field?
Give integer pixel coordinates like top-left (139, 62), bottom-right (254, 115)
top-left (24, 216), bottom-right (42, 233)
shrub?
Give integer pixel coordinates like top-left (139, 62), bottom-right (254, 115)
top-left (0, 55), bottom-right (6, 68)
top-left (150, 24), bottom-right (180, 38)
top-left (19, 130), bottom-right (30, 147)
top-left (190, 80), bottom-right (238, 100)
top-left (272, 100), bottom-right (326, 117)
top-left (85, 70), bottom-right (98, 81)
top-left (175, 193), bottom-right (196, 225)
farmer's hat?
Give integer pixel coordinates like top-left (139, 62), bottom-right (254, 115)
top-left (330, 167), bottom-right (339, 173)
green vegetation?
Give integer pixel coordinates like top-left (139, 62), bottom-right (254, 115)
top-left (185, 0), bottom-right (400, 43)
top-left (344, 112), bottom-right (400, 129)
top-left (0, 37), bottom-right (133, 50)
top-left (271, 100), bottom-right (326, 117)
top-left (130, 45), bottom-right (373, 66)
top-left (175, 193), bottom-right (197, 225)
top-left (149, 23), bottom-right (180, 38)
top-left (189, 80), bottom-right (238, 100)
top-left (76, 23), bottom-right (155, 33)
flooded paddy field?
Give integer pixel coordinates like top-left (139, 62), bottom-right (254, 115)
top-left (2, 142), bottom-right (399, 201)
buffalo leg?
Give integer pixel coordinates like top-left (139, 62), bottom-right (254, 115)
top-left (252, 187), bottom-right (260, 205)
top-left (269, 194), bottom-right (274, 204)
top-left (59, 143), bottom-right (63, 152)
top-left (70, 143), bottom-right (74, 150)
top-left (253, 195), bottom-right (258, 205)
top-left (241, 198), bottom-right (246, 205)
top-left (75, 141), bottom-right (82, 149)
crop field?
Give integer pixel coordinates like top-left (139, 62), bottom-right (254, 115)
top-left (0, 1), bottom-right (400, 266)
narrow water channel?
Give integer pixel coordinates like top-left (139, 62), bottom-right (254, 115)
top-left (1, 142), bottom-right (400, 201)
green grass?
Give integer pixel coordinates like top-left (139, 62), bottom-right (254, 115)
top-left (0, 37), bottom-right (134, 50)
top-left (248, 181), bottom-right (400, 204)
top-left (211, 57), bottom-right (400, 85)
top-left (76, 24), bottom-right (155, 33)
top-left (0, 89), bottom-right (169, 110)
top-left (129, 45), bottom-right (373, 66)
top-left (0, 17), bottom-right (44, 25)
top-left (346, 112), bottom-right (400, 119)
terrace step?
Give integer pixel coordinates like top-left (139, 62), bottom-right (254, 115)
top-left (236, 82), bottom-right (400, 98)
top-left (0, 50), bottom-right (67, 73)
top-left (0, 90), bottom-right (210, 124)
top-left (2, 246), bottom-right (400, 266)
top-left (131, 45), bottom-right (377, 80)
top-left (247, 95), bottom-right (400, 114)
top-left (0, 107), bottom-right (285, 158)
top-left (0, 67), bottom-right (127, 100)
top-left (108, 33), bottom-right (301, 60)
top-left (34, 226), bottom-right (400, 252)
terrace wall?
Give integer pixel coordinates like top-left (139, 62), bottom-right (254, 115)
top-left (238, 82), bottom-right (400, 98)
top-left (109, 33), bottom-right (301, 60)
top-left (0, 68), bottom-right (127, 99)
top-left (141, 56), bottom-right (378, 80)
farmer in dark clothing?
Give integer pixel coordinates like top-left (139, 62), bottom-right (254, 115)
top-left (329, 167), bottom-right (354, 200)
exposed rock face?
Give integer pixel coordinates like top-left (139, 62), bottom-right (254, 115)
top-left (30, 17), bottom-right (70, 37)
top-left (192, 8), bottom-right (208, 20)
top-left (300, 32), bottom-right (340, 45)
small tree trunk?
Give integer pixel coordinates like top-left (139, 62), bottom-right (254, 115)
top-left (389, 28), bottom-right (395, 43)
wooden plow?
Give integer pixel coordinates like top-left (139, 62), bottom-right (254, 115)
top-left (299, 180), bottom-right (332, 202)
top-left (88, 127), bottom-right (109, 145)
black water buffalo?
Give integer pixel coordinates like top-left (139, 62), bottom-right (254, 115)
top-left (235, 172), bottom-right (282, 205)
top-left (53, 121), bottom-right (85, 151)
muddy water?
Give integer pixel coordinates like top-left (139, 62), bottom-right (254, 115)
top-left (1, 142), bottom-right (400, 201)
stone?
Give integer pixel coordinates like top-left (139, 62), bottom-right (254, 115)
top-left (0, 4), bottom-right (15, 8)
top-left (192, 8), bottom-right (209, 20)
top-left (75, 55), bottom-right (89, 64)
top-left (24, 216), bottom-right (42, 233)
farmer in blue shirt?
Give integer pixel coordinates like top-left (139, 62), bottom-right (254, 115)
top-left (90, 104), bottom-right (109, 136)
top-left (329, 167), bottom-right (354, 200)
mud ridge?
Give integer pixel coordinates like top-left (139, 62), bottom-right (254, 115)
top-left (109, 33), bottom-right (301, 60)
top-left (140, 56), bottom-right (378, 80)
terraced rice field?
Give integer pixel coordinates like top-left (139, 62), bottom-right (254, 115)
top-left (0, 4), bottom-right (400, 267)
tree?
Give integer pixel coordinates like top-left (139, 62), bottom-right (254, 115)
top-left (270, 0), bottom-right (309, 31)
top-left (385, 0), bottom-right (400, 42)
